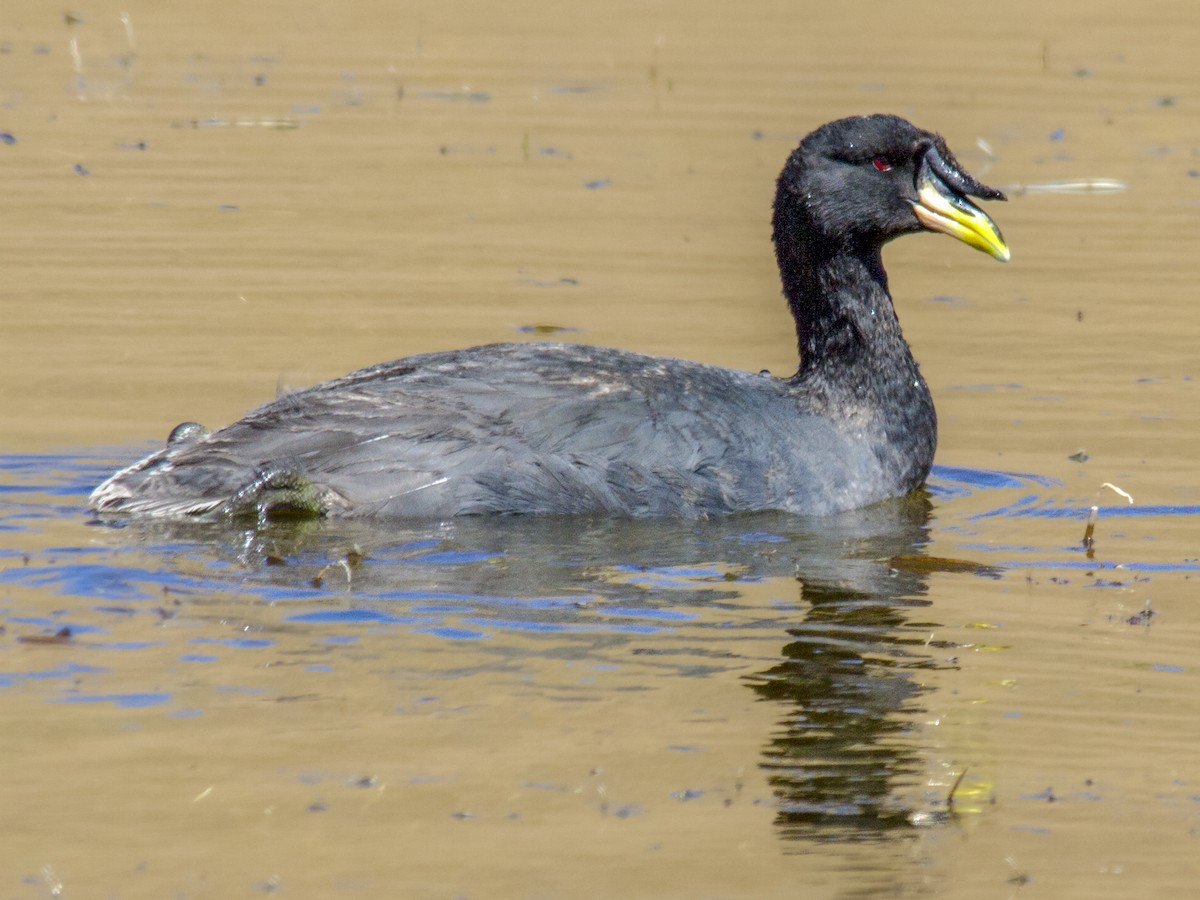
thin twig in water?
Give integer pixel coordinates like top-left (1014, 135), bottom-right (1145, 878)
top-left (946, 767), bottom-right (968, 809)
top-left (1082, 482), bottom-right (1134, 557)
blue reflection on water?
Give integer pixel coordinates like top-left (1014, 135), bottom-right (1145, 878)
top-left (407, 549), bottom-right (500, 564)
top-left (0, 661), bottom-right (109, 688)
top-left (930, 464), bottom-right (1053, 491)
top-left (287, 609), bottom-right (420, 624)
top-left (415, 626), bottom-right (488, 640)
top-left (56, 691), bottom-right (171, 708)
top-left (189, 637), bottom-right (274, 649)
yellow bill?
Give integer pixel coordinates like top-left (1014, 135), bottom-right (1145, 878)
top-left (913, 169), bottom-right (1011, 262)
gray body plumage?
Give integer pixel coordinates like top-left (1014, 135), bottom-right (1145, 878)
top-left (91, 341), bottom-right (931, 519)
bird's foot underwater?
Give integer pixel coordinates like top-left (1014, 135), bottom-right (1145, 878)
top-left (225, 469), bottom-right (326, 526)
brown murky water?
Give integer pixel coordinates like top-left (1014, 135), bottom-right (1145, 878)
top-left (3, 0), bottom-right (1200, 896)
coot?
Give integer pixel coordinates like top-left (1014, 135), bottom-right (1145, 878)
top-left (90, 114), bottom-right (1009, 521)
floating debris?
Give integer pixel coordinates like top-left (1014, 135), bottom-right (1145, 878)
top-left (437, 144), bottom-right (497, 156)
top-left (516, 274), bottom-right (578, 288)
top-left (174, 116), bottom-right (301, 130)
top-left (1125, 600), bottom-right (1155, 626)
top-left (311, 550), bottom-right (363, 589)
top-left (18, 626), bottom-right (72, 645)
top-left (1007, 179), bottom-right (1126, 196)
top-left (411, 88), bottom-right (490, 103)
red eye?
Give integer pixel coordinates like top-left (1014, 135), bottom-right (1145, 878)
top-left (872, 157), bottom-right (893, 172)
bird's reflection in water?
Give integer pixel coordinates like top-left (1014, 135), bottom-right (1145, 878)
top-left (750, 584), bottom-right (944, 841)
top-left (97, 489), bottom-right (961, 843)
top-left (743, 493), bottom-right (958, 842)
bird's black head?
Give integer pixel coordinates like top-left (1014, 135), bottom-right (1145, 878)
top-left (773, 114), bottom-right (1009, 263)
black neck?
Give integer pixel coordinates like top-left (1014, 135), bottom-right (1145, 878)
top-left (773, 195), bottom-right (919, 390)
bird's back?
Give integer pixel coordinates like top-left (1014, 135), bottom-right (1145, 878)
top-left (90, 343), bottom-right (896, 519)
